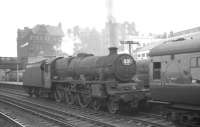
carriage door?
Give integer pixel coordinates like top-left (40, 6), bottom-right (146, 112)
top-left (153, 62), bottom-right (161, 80)
top-left (44, 63), bottom-right (51, 88)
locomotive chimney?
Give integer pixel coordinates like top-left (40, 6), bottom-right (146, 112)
top-left (109, 47), bottom-right (118, 55)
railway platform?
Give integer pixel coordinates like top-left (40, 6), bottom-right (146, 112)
top-left (0, 81), bottom-right (23, 85)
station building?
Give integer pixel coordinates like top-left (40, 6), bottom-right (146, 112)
top-left (133, 26), bottom-right (200, 61)
top-left (0, 57), bottom-right (22, 81)
top-left (17, 23), bottom-right (64, 62)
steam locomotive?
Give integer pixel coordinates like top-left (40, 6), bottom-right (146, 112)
top-left (23, 47), bottom-right (149, 113)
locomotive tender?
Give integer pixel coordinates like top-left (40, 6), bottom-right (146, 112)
top-left (149, 39), bottom-right (200, 126)
top-left (23, 47), bottom-right (148, 113)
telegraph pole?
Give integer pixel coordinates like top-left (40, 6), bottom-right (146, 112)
top-left (120, 41), bottom-right (139, 55)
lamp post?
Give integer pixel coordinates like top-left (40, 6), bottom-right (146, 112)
top-left (120, 41), bottom-right (139, 55)
top-left (16, 63), bottom-right (19, 82)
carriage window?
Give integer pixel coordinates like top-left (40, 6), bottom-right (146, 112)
top-left (153, 62), bottom-right (161, 80)
top-left (190, 57), bottom-right (200, 67)
top-left (198, 57), bottom-right (200, 66)
top-left (44, 64), bottom-right (48, 72)
top-left (191, 57), bottom-right (197, 67)
top-left (40, 63), bottom-right (45, 71)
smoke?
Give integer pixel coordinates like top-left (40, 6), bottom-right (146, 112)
top-left (106, 0), bottom-right (117, 47)
top-left (106, 0), bottom-right (113, 21)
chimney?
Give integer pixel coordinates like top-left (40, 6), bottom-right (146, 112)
top-left (58, 22), bottom-right (62, 28)
top-left (109, 47), bottom-right (118, 55)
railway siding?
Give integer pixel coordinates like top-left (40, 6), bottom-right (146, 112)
top-left (0, 86), bottom-right (176, 127)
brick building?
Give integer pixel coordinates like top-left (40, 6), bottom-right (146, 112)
top-left (17, 23), bottom-right (64, 60)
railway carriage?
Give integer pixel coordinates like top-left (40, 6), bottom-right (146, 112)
top-left (149, 39), bottom-right (200, 126)
top-left (135, 59), bottom-right (150, 88)
top-left (23, 47), bottom-right (149, 113)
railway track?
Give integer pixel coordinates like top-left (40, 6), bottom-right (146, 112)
top-left (0, 111), bottom-right (25, 127)
top-left (0, 86), bottom-right (176, 127)
top-left (0, 101), bottom-right (65, 127)
top-left (0, 94), bottom-right (116, 127)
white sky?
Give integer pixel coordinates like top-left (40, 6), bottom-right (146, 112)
top-left (0, 0), bottom-right (200, 56)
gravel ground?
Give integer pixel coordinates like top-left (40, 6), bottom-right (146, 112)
top-left (0, 101), bottom-right (60, 127)
top-left (0, 117), bottom-right (13, 127)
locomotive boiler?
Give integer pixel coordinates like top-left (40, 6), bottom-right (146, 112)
top-left (23, 47), bottom-right (149, 113)
top-left (54, 47), bottom-right (136, 82)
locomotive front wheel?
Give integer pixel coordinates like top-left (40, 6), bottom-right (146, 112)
top-left (77, 92), bottom-right (91, 108)
top-left (28, 92), bottom-right (33, 97)
top-left (27, 88), bottom-right (33, 97)
top-left (54, 88), bottom-right (63, 102)
top-left (33, 88), bottom-right (40, 98)
top-left (107, 100), bottom-right (119, 114)
top-left (66, 91), bottom-right (75, 105)
top-left (91, 99), bottom-right (101, 111)
top-left (64, 87), bottom-right (70, 104)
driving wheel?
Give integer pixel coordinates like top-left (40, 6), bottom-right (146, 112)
top-left (77, 91), bottom-right (91, 108)
top-left (54, 88), bottom-right (63, 102)
top-left (92, 99), bottom-right (101, 111)
top-left (107, 99), bottom-right (119, 114)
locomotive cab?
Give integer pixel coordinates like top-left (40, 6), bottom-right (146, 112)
top-left (23, 57), bottom-right (62, 97)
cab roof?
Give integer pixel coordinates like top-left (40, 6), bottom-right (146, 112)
top-left (45, 57), bottom-right (63, 64)
top-left (150, 39), bottom-right (200, 56)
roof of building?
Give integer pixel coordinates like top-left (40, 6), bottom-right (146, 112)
top-left (32, 24), bottom-right (64, 36)
top-left (150, 39), bottom-right (200, 56)
top-left (18, 23), bottom-right (64, 39)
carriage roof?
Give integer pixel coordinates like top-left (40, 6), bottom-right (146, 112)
top-left (150, 39), bottom-right (200, 56)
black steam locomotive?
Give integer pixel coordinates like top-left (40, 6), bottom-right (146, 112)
top-left (23, 47), bottom-right (149, 113)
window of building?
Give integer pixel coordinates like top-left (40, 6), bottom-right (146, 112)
top-left (36, 36), bottom-right (40, 40)
top-left (142, 53), bottom-right (145, 57)
top-left (40, 36), bottom-right (43, 41)
top-left (138, 54), bottom-right (140, 57)
top-left (153, 62), bottom-right (161, 80)
top-left (45, 36), bottom-right (49, 41)
top-left (54, 37), bottom-right (57, 41)
top-left (30, 35), bottom-right (34, 40)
